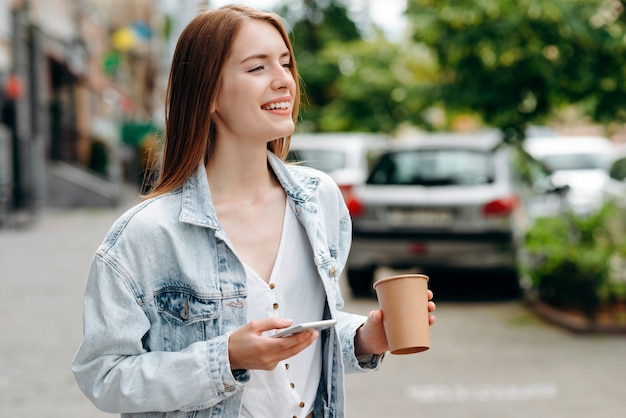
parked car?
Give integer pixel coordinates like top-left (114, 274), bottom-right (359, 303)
top-left (523, 135), bottom-right (616, 216)
top-left (287, 132), bottom-right (391, 195)
top-left (344, 130), bottom-right (567, 297)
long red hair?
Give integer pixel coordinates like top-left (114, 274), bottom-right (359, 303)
top-left (144, 5), bottom-right (301, 198)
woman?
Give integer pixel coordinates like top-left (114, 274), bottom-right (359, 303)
top-left (72, 5), bottom-right (436, 417)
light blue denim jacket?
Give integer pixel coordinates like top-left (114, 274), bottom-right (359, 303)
top-left (72, 151), bottom-right (383, 417)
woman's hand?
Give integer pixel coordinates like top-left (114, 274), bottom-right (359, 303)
top-left (228, 318), bottom-right (318, 371)
top-left (355, 289), bottom-right (436, 356)
top-left (427, 289), bottom-right (437, 325)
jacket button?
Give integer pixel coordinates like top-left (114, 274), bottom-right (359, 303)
top-left (273, 303), bottom-right (279, 310)
top-left (329, 266), bottom-right (336, 277)
top-left (224, 384), bottom-right (237, 392)
top-left (269, 282), bottom-right (276, 289)
top-left (180, 300), bottom-right (190, 319)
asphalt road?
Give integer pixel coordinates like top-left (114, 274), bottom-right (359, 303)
top-left (1, 202), bottom-right (625, 417)
top-left (344, 296), bottom-right (626, 418)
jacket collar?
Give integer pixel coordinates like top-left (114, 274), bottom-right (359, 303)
top-left (179, 151), bottom-right (320, 229)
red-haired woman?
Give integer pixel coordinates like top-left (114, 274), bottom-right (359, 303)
top-left (72, 5), bottom-right (436, 417)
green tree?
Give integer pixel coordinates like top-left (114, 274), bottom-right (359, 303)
top-left (279, 0), bottom-right (436, 133)
top-left (315, 37), bottom-right (435, 132)
top-left (281, 0), bottom-right (361, 127)
top-left (405, 0), bottom-right (626, 139)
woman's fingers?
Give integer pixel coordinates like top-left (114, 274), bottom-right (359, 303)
top-left (228, 320), bottom-right (318, 371)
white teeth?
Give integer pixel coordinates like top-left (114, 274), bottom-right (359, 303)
top-left (262, 101), bottom-right (290, 110)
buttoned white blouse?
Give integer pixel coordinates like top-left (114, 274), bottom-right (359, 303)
top-left (239, 200), bottom-right (325, 418)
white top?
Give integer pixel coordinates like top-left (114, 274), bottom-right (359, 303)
top-left (239, 201), bottom-right (325, 418)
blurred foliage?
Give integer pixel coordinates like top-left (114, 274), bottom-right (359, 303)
top-left (405, 0), bottom-right (626, 139)
top-left (281, 0), bottom-right (437, 133)
top-left (523, 202), bottom-right (626, 320)
top-left (282, 0), bottom-right (360, 127)
top-left (313, 39), bottom-right (436, 132)
top-left (610, 156), bottom-right (626, 181)
top-left (272, 0), bottom-right (626, 136)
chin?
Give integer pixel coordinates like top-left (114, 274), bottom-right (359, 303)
top-left (273, 124), bottom-right (296, 139)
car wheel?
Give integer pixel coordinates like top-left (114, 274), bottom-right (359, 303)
top-left (347, 266), bottom-right (376, 297)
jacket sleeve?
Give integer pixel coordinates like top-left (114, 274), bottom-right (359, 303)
top-left (71, 254), bottom-right (247, 414)
top-left (329, 184), bottom-right (384, 373)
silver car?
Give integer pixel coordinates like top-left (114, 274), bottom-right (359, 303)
top-left (345, 130), bottom-right (566, 297)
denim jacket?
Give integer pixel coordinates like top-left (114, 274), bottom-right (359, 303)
top-left (72, 151), bottom-right (382, 417)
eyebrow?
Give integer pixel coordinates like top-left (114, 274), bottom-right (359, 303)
top-left (240, 50), bottom-right (291, 65)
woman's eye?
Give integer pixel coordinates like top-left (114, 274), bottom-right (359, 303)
top-left (248, 65), bottom-right (264, 73)
top-left (282, 62), bottom-right (293, 69)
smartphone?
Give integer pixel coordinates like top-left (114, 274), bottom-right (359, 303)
top-left (271, 319), bottom-right (337, 338)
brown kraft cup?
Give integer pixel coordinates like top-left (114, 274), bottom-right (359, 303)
top-left (373, 274), bottom-right (430, 355)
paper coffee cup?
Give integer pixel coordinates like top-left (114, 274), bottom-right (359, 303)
top-left (373, 273), bottom-right (430, 355)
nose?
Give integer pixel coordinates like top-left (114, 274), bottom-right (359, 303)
top-left (271, 65), bottom-right (294, 90)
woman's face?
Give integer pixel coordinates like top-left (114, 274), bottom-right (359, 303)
top-left (213, 19), bottom-right (296, 144)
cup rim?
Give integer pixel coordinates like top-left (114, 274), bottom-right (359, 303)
top-left (372, 273), bottom-right (429, 290)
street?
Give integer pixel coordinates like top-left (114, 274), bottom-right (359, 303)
top-left (1, 202), bottom-right (625, 417)
top-left (344, 297), bottom-right (626, 417)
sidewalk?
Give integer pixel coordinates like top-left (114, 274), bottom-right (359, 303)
top-left (0, 201), bottom-right (137, 417)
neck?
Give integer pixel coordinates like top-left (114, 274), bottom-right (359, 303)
top-left (206, 145), bottom-right (278, 204)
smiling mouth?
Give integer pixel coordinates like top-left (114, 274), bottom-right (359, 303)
top-left (261, 101), bottom-right (290, 111)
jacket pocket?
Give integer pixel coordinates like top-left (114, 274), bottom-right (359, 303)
top-left (156, 289), bottom-right (219, 324)
top-left (153, 287), bottom-right (220, 351)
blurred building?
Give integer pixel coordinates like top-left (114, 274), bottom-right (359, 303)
top-left (0, 0), bottom-right (167, 225)
top-left (0, 2), bottom-right (10, 222)
top-left (0, 0), bottom-right (205, 226)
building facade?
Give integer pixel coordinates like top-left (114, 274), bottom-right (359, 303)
top-left (0, 0), bottom-right (180, 224)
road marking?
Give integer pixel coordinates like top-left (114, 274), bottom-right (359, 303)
top-left (406, 382), bottom-right (558, 403)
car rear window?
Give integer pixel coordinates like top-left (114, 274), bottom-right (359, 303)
top-left (367, 149), bottom-right (495, 186)
top-left (541, 153), bottom-right (613, 171)
top-left (287, 149), bottom-right (347, 172)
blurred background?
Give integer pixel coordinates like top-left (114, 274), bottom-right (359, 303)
top-left (1, 0), bottom-right (625, 221)
top-left (1, 0), bottom-right (626, 417)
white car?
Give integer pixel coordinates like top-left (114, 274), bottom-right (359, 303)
top-left (524, 135), bottom-right (617, 216)
top-left (287, 132), bottom-right (391, 191)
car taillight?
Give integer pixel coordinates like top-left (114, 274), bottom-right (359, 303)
top-left (482, 196), bottom-right (518, 217)
top-left (340, 185), bottom-right (365, 217)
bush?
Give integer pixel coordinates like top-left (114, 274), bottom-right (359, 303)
top-left (522, 202), bottom-right (626, 321)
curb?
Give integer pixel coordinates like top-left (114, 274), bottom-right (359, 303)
top-left (524, 297), bottom-right (626, 335)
